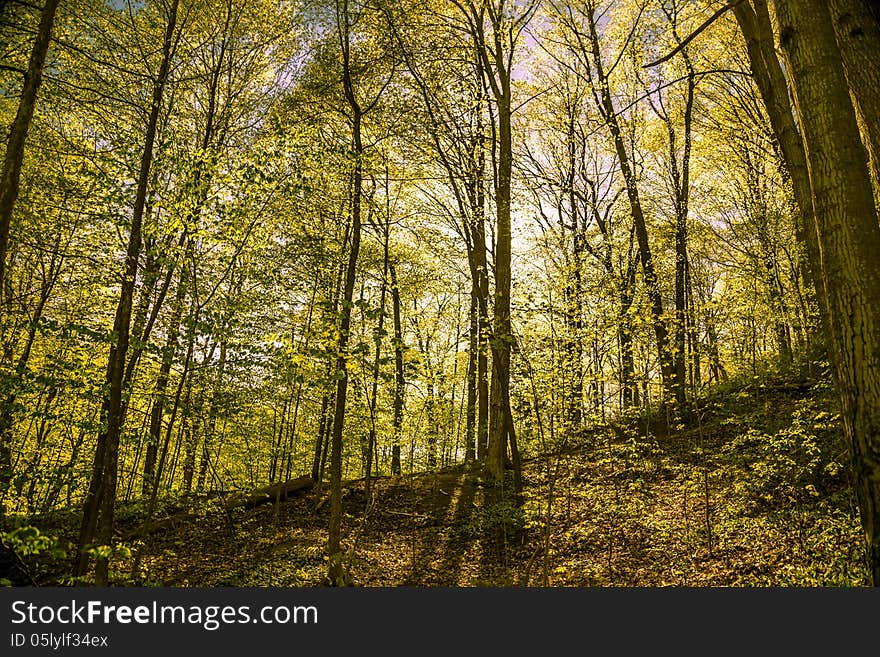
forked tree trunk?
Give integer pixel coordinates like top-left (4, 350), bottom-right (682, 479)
top-left (582, 8), bottom-right (676, 402)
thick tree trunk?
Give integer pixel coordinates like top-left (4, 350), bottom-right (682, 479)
top-left (733, 0), bottom-right (824, 316)
top-left (773, 0), bottom-right (880, 586)
top-left (829, 0), bottom-right (880, 198)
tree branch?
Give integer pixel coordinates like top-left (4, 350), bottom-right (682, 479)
top-left (644, 0), bottom-right (746, 68)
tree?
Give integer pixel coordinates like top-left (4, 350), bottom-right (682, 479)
top-left (453, 0), bottom-right (534, 486)
top-left (75, 0), bottom-right (181, 584)
top-left (771, 0), bottom-right (880, 586)
top-left (0, 0), bottom-right (62, 509)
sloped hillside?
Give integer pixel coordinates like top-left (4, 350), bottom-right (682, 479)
top-left (7, 376), bottom-right (866, 588)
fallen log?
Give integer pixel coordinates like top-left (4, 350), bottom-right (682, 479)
top-left (222, 476), bottom-right (313, 511)
top-left (126, 476), bottom-right (313, 539)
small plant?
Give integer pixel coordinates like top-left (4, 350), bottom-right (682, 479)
top-left (457, 495), bottom-right (526, 541)
top-left (1, 524), bottom-right (66, 559)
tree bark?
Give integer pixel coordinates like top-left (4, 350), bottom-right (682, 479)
top-left (389, 262), bottom-right (405, 476)
top-left (829, 0), bottom-right (880, 199)
top-left (470, 1), bottom-right (522, 484)
top-left (773, 0), bottom-right (880, 586)
top-left (0, 0), bottom-right (61, 305)
top-left (733, 0), bottom-right (825, 316)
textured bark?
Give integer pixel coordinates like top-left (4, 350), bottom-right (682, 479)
top-left (829, 0), bottom-right (880, 199)
top-left (733, 0), bottom-right (824, 312)
top-left (773, 0), bottom-right (880, 585)
top-left (563, 115), bottom-right (584, 430)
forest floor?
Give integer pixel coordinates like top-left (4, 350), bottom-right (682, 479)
top-left (14, 373), bottom-right (870, 587)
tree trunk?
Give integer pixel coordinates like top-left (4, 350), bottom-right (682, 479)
top-left (733, 0), bottom-right (824, 317)
top-left (484, 56), bottom-right (514, 484)
top-left (465, 290), bottom-right (478, 463)
top-left (0, 0), bottom-right (61, 303)
top-left (773, 0), bottom-right (880, 586)
top-left (829, 0), bottom-right (880, 199)
top-left (365, 202), bottom-right (390, 497)
top-left (670, 47), bottom-right (695, 409)
top-left (584, 8), bottom-right (675, 401)
top-left (75, 0), bottom-right (180, 584)
top-left (198, 338), bottom-right (226, 492)
top-left (142, 254), bottom-right (188, 496)
top-left (390, 262), bottom-right (405, 476)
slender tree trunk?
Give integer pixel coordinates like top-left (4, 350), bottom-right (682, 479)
top-left (486, 87), bottom-right (513, 483)
top-left (424, 341), bottom-right (438, 469)
top-left (390, 262), bottom-right (405, 476)
top-left (312, 392), bottom-right (331, 483)
top-left (365, 205), bottom-right (390, 498)
top-left (0, 0), bottom-right (61, 303)
top-left (472, 205), bottom-right (490, 464)
top-left (618, 287), bottom-right (636, 409)
top-left (75, 0), bottom-right (179, 584)
top-left (328, 0), bottom-right (362, 585)
top-left (0, 0), bottom-right (61, 510)
top-left (142, 255), bottom-right (188, 496)
top-left (198, 338), bottom-right (226, 491)
top-left (0, 246), bottom-right (60, 509)
top-left (583, 8), bottom-right (675, 401)
top-left (465, 290), bottom-right (478, 463)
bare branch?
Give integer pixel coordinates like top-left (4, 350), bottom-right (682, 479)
top-left (644, 0), bottom-right (746, 68)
